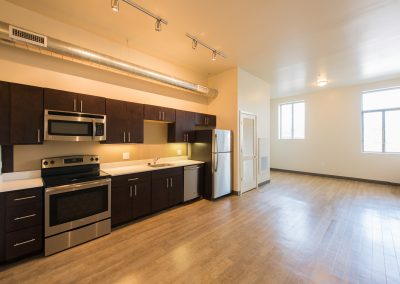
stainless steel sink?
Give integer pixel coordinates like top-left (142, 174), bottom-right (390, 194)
top-left (148, 163), bottom-right (173, 168)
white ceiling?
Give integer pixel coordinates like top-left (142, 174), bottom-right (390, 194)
top-left (5, 0), bottom-right (400, 98)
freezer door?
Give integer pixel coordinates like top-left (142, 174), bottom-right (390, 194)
top-left (212, 129), bottom-right (232, 153)
top-left (212, 152), bottom-right (232, 198)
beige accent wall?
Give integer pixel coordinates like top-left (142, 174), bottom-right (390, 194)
top-left (237, 68), bottom-right (271, 184)
top-left (271, 77), bottom-right (400, 183)
top-left (208, 68), bottom-right (239, 191)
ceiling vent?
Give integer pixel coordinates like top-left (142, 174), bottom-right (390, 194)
top-left (9, 25), bottom-right (47, 47)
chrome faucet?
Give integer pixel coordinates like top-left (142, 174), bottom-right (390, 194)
top-left (153, 157), bottom-right (160, 165)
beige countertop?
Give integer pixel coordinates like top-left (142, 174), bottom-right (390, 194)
top-left (102, 159), bottom-right (204, 176)
top-left (0, 171), bottom-right (43, 193)
top-left (0, 157), bottom-right (204, 192)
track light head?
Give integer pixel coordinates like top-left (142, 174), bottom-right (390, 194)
top-left (212, 50), bottom-right (217, 61)
top-left (111, 0), bottom-right (119, 12)
top-left (155, 19), bottom-right (162, 32)
top-left (192, 40), bottom-right (198, 50)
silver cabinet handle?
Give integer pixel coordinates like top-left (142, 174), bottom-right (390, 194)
top-left (123, 131), bottom-right (126, 143)
top-left (130, 185), bottom-right (133, 198)
top-left (134, 184), bottom-right (137, 196)
top-left (159, 111), bottom-right (161, 120)
top-left (73, 98), bottom-right (77, 111)
top-left (128, 131), bottom-right (131, 143)
top-left (14, 238), bottom-right (36, 247)
top-left (37, 129), bottom-right (41, 143)
top-left (128, 178), bottom-right (139, 182)
top-left (14, 196), bottom-right (36, 201)
top-left (166, 178), bottom-right (169, 188)
top-left (80, 100), bottom-right (83, 112)
top-left (170, 177), bottom-right (173, 188)
top-left (14, 214), bottom-right (36, 221)
top-left (163, 112), bottom-right (165, 121)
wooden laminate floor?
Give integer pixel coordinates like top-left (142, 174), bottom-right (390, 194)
top-left (1, 171), bottom-right (400, 284)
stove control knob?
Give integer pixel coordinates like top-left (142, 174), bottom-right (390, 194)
top-left (50, 160), bottom-right (55, 165)
top-left (43, 161), bottom-right (49, 166)
top-left (90, 157), bottom-right (94, 162)
top-left (95, 157), bottom-right (99, 162)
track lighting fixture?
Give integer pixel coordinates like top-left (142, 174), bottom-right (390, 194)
top-left (192, 39), bottom-right (198, 50)
top-left (186, 33), bottom-right (227, 61)
top-left (212, 51), bottom-right (217, 61)
top-left (111, 0), bottom-right (119, 12)
top-left (111, 0), bottom-right (168, 31)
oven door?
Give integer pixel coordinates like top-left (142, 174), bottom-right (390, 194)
top-left (44, 110), bottom-right (106, 142)
top-left (45, 179), bottom-right (111, 237)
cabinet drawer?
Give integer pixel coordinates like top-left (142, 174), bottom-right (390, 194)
top-left (151, 167), bottom-right (183, 179)
top-left (6, 187), bottom-right (43, 208)
top-left (5, 225), bottom-right (42, 261)
top-left (112, 172), bottom-right (151, 186)
top-left (6, 202), bottom-right (43, 232)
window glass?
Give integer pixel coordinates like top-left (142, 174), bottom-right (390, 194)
top-left (293, 102), bottom-right (305, 139)
top-left (363, 112), bottom-right (383, 152)
top-left (363, 88), bottom-right (400, 111)
top-left (385, 110), bottom-right (400, 152)
top-left (280, 103), bottom-right (293, 139)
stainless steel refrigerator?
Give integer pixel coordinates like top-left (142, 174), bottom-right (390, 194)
top-left (191, 129), bottom-right (232, 200)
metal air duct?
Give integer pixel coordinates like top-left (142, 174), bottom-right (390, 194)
top-left (0, 21), bottom-right (218, 98)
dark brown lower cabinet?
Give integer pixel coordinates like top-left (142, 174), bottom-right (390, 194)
top-left (1, 187), bottom-right (43, 263)
top-left (111, 172), bottom-right (151, 227)
top-left (0, 193), bottom-right (5, 262)
top-left (151, 168), bottom-right (183, 212)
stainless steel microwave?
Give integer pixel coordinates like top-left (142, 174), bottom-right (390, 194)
top-left (44, 109), bottom-right (106, 142)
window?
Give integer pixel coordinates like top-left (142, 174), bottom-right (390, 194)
top-left (362, 88), bottom-right (400, 153)
top-left (279, 101), bottom-right (305, 139)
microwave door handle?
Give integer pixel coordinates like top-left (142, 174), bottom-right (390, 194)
top-left (92, 120), bottom-right (96, 140)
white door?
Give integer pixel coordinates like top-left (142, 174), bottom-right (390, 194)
top-left (240, 112), bottom-right (257, 193)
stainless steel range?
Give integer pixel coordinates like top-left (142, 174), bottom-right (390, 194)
top-left (41, 155), bottom-right (111, 256)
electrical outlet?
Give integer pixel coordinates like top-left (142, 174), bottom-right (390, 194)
top-left (177, 149), bottom-right (182, 156)
top-left (122, 152), bottom-right (130, 160)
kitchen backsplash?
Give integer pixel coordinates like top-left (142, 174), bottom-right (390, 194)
top-left (13, 122), bottom-right (187, 171)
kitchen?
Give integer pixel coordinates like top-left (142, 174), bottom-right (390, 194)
top-left (5, 0), bottom-right (400, 283)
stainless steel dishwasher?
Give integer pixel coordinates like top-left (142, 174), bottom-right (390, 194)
top-left (184, 165), bottom-right (203, 202)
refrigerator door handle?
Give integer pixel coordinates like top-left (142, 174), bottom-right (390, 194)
top-left (214, 153), bottom-right (218, 172)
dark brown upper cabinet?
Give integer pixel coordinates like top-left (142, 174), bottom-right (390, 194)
top-left (44, 88), bottom-right (105, 114)
top-left (195, 113), bottom-right (216, 128)
top-left (105, 99), bottom-right (143, 144)
top-left (168, 110), bottom-right (195, 143)
top-left (144, 105), bottom-right (175, 123)
top-left (10, 83), bottom-right (44, 145)
top-left (0, 82), bottom-right (10, 145)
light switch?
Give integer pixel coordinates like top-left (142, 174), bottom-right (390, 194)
top-left (122, 152), bottom-right (130, 160)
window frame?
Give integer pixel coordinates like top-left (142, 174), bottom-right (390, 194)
top-left (362, 87), bottom-right (400, 154)
top-left (278, 100), bottom-right (305, 140)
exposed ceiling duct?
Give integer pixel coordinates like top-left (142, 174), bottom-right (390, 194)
top-left (0, 21), bottom-right (218, 98)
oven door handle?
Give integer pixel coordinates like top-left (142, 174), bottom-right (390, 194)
top-left (46, 179), bottom-right (111, 194)
top-left (92, 120), bottom-right (96, 140)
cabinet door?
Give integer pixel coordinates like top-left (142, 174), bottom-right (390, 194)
top-left (161, 107), bottom-right (176, 122)
top-left (10, 84), bottom-right (43, 145)
top-left (78, 94), bottom-right (106, 115)
top-left (151, 178), bottom-right (169, 212)
top-left (206, 115), bottom-right (217, 127)
top-left (144, 105), bottom-right (162, 121)
top-left (126, 102), bottom-right (144, 143)
top-left (0, 82), bottom-right (10, 145)
top-left (105, 99), bottom-right (128, 144)
top-left (168, 174), bottom-right (184, 207)
top-left (132, 181), bottom-right (151, 219)
top-left (168, 110), bottom-right (195, 143)
top-left (195, 113), bottom-right (216, 127)
top-left (0, 193), bottom-right (5, 262)
top-left (111, 184), bottom-right (132, 227)
top-left (44, 88), bottom-right (77, 112)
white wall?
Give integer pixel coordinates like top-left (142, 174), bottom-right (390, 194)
top-left (271, 77), bottom-right (400, 183)
top-left (238, 69), bottom-right (271, 186)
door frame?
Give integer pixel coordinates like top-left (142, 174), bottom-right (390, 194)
top-left (239, 111), bottom-right (258, 195)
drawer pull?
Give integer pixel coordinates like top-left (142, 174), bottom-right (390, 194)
top-left (128, 178), bottom-right (139, 182)
top-left (14, 238), bottom-right (36, 247)
top-left (14, 195), bottom-right (36, 201)
top-left (14, 214), bottom-right (37, 221)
